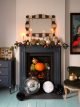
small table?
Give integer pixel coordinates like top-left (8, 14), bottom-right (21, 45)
top-left (63, 79), bottom-right (80, 102)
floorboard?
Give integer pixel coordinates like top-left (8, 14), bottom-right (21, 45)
top-left (0, 88), bottom-right (80, 107)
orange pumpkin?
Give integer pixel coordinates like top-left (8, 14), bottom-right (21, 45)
top-left (35, 63), bottom-right (45, 71)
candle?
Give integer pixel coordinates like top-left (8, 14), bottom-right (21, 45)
top-left (51, 28), bottom-right (55, 34)
top-left (20, 32), bottom-right (25, 42)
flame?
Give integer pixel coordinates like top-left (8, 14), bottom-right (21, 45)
top-left (20, 32), bottom-right (25, 37)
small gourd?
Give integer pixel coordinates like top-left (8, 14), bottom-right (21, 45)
top-left (32, 58), bottom-right (38, 64)
top-left (35, 62), bottom-right (45, 71)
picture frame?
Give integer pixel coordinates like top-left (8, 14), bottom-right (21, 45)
top-left (70, 13), bottom-right (80, 54)
top-left (0, 47), bottom-right (14, 59)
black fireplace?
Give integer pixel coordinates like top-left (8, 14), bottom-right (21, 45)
top-left (19, 45), bottom-right (61, 93)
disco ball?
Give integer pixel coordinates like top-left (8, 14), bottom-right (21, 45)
top-left (43, 81), bottom-right (54, 93)
top-left (24, 76), bottom-right (40, 94)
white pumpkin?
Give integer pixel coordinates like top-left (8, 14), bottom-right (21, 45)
top-left (43, 81), bottom-right (54, 93)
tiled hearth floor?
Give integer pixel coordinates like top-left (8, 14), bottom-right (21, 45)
top-left (0, 88), bottom-right (80, 107)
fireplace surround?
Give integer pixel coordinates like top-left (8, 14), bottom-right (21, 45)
top-left (19, 45), bottom-right (61, 93)
top-left (18, 45), bottom-right (63, 99)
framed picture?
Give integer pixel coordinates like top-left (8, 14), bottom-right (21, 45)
top-left (70, 13), bottom-right (80, 54)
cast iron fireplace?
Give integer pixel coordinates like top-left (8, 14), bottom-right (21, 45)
top-left (19, 45), bottom-right (61, 99)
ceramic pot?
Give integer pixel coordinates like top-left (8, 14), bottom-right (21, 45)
top-left (69, 73), bottom-right (77, 81)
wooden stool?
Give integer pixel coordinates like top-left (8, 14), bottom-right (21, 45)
top-left (63, 79), bottom-right (80, 102)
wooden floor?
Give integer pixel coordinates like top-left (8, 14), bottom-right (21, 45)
top-left (0, 88), bottom-right (80, 107)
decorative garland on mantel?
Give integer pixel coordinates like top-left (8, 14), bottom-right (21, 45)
top-left (14, 40), bottom-right (68, 49)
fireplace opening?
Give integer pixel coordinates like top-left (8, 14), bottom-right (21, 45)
top-left (26, 53), bottom-right (54, 87)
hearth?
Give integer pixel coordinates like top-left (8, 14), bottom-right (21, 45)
top-left (19, 45), bottom-right (61, 98)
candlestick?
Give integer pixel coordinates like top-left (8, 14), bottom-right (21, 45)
top-left (29, 28), bottom-right (32, 42)
top-left (42, 30), bottom-right (45, 40)
top-left (29, 28), bottom-right (32, 36)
